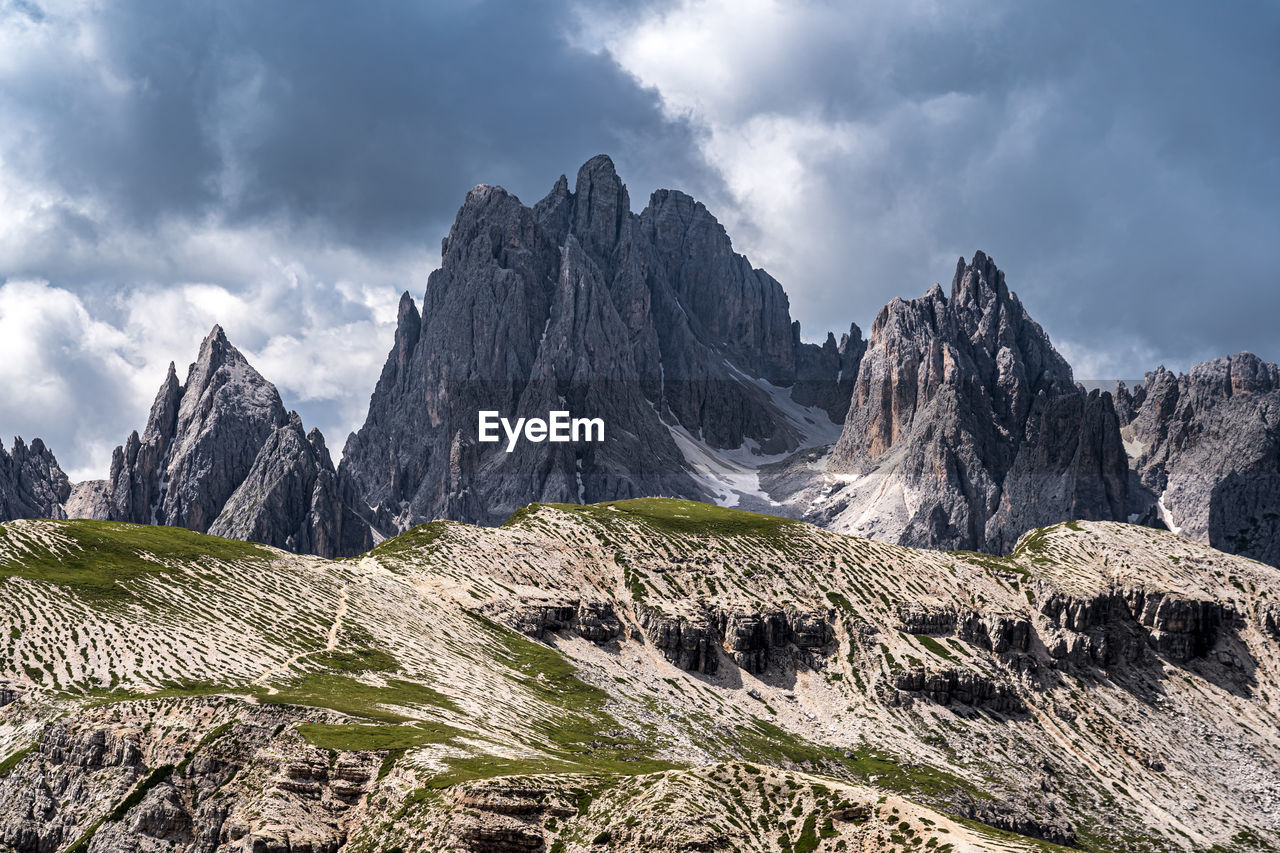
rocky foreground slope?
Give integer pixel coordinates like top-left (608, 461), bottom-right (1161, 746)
top-left (1, 499), bottom-right (1277, 851)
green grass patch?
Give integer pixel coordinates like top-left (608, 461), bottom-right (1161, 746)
top-left (0, 743), bottom-right (35, 777)
top-left (260, 672), bottom-right (459, 723)
top-left (297, 721), bottom-right (459, 751)
top-left (736, 720), bottom-right (986, 805)
top-left (0, 520), bottom-right (271, 601)
top-left (365, 521), bottom-right (453, 559)
top-left (508, 498), bottom-right (800, 540)
top-left (826, 591), bottom-right (856, 614)
top-left (465, 613), bottom-right (678, 776)
top-left (310, 647), bottom-right (400, 673)
top-left (912, 634), bottom-right (958, 663)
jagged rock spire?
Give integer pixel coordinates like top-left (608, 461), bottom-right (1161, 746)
top-left (0, 436), bottom-right (70, 522)
top-left (824, 252), bottom-right (1128, 552)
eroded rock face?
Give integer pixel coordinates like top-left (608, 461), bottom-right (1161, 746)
top-left (0, 723), bottom-right (145, 852)
top-left (1123, 590), bottom-right (1235, 664)
top-left (958, 611), bottom-right (1034, 655)
top-left (339, 155), bottom-right (857, 534)
top-left (209, 414), bottom-right (372, 559)
top-left (958, 796), bottom-right (1076, 848)
top-left (0, 437), bottom-right (70, 522)
top-left (0, 706), bottom-right (376, 853)
top-left (94, 327), bottom-right (288, 531)
top-left (893, 668), bottom-right (1027, 714)
top-left (63, 479), bottom-right (111, 520)
top-left (1128, 352), bottom-right (1280, 567)
top-left (898, 606), bottom-right (957, 636)
top-left (1037, 587), bottom-right (1234, 667)
top-left (497, 599), bottom-right (623, 644)
top-left (448, 781), bottom-right (576, 853)
top-left (1261, 605), bottom-right (1280, 639)
top-left (73, 326), bottom-right (372, 557)
top-left (640, 608), bottom-right (720, 674)
top-left (822, 252), bottom-right (1129, 553)
top-left (640, 606), bottom-right (834, 675)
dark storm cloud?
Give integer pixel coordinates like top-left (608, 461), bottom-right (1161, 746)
top-left (3, 0), bottom-right (1278, 478)
top-left (0, 0), bottom-right (722, 477)
top-left (2, 0), bottom-right (715, 250)
top-left (619, 1), bottom-right (1280, 377)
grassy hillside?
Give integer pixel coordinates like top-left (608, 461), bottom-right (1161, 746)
top-left (0, 504), bottom-right (1277, 851)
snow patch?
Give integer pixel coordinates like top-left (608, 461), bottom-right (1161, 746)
top-left (662, 368), bottom-right (843, 508)
top-left (1156, 491), bottom-right (1183, 536)
top-left (667, 423), bottom-right (769, 508)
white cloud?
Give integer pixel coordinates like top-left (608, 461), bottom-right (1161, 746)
top-left (0, 259), bottom-right (409, 480)
top-left (575, 0), bottom-right (1014, 340)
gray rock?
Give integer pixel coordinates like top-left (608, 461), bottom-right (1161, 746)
top-left (1128, 352), bottom-right (1280, 566)
top-left (0, 436), bottom-right (70, 521)
top-left (892, 667), bottom-right (1026, 713)
top-left (64, 479), bottom-right (111, 520)
top-left (93, 326), bottom-right (370, 557)
top-left (340, 155), bottom-right (854, 535)
top-left (823, 252), bottom-right (1129, 552)
top-left (209, 413), bottom-right (373, 558)
top-left (640, 607), bottom-right (719, 674)
top-left (103, 326), bottom-right (289, 532)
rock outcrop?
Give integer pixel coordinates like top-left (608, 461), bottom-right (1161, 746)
top-left (640, 607), bottom-right (720, 674)
top-left (95, 326), bottom-right (289, 531)
top-left (1037, 587), bottom-right (1234, 667)
top-left (1127, 352), bottom-right (1280, 566)
top-left (63, 479), bottom-right (111, 520)
top-left (716, 607), bottom-right (834, 673)
top-left (892, 667), bottom-right (1027, 713)
top-left (70, 325), bottom-right (372, 557)
top-left (208, 413), bottom-right (373, 558)
top-left (339, 155), bottom-right (857, 535)
top-left (820, 252), bottom-right (1129, 553)
top-left (957, 610), bottom-right (1034, 655)
top-left (636, 605), bottom-right (833, 675)
top-left (0, 437), bottom-right (70, 522)
top-left (499, 598), bottom-right (623, 644)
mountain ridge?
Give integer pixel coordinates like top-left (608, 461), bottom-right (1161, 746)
top-left (2, 155), bottom-right (1277, 571)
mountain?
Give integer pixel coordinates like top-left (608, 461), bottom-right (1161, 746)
top-left (67, 326), bottom-right (372, 558)
top-left (0, 437), bottom-right (70, 522)
top-left (336, 159), bottom-right (1139, 558)
top-left (1123, 352), bottom-right (1280, 567)
top-left (7, 155), bottom-right (1279, 569)
top-left (791, 252), bottom-right (1130, 552)
top-left (1, 500), bottom-right (1277, 851)
top-left (339, 155), bottom-right (858, 533)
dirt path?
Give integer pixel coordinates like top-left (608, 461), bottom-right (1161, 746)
top-left (252, 580), bottom-right (355, 694)
top-left (325, 586), bottom-right (350, 652)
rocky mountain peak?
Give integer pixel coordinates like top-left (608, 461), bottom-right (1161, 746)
top-left (570, 154), bottom-right (630, 260)
top-left (1188, 351), bottom-right (1280, 400)
top-left (341, 156), bottom-right (858, 531)
top-left (209, 411), bottom-right (371, 558)
top-left (823, 251), bottom-right (1127, 552)
top-left (0, 436), bottom-right (70, 521)
top-left (68, 326), bottom-right (370, 555)
top-left (1127, 352), bottom-right (1280, 566)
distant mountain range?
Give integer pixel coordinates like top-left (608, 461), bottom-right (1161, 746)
top-left (3, 156), bottom-right (1277, 566)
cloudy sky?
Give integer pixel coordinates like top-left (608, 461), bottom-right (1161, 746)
top-left (1, 0), bottom-right (1277, 480)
